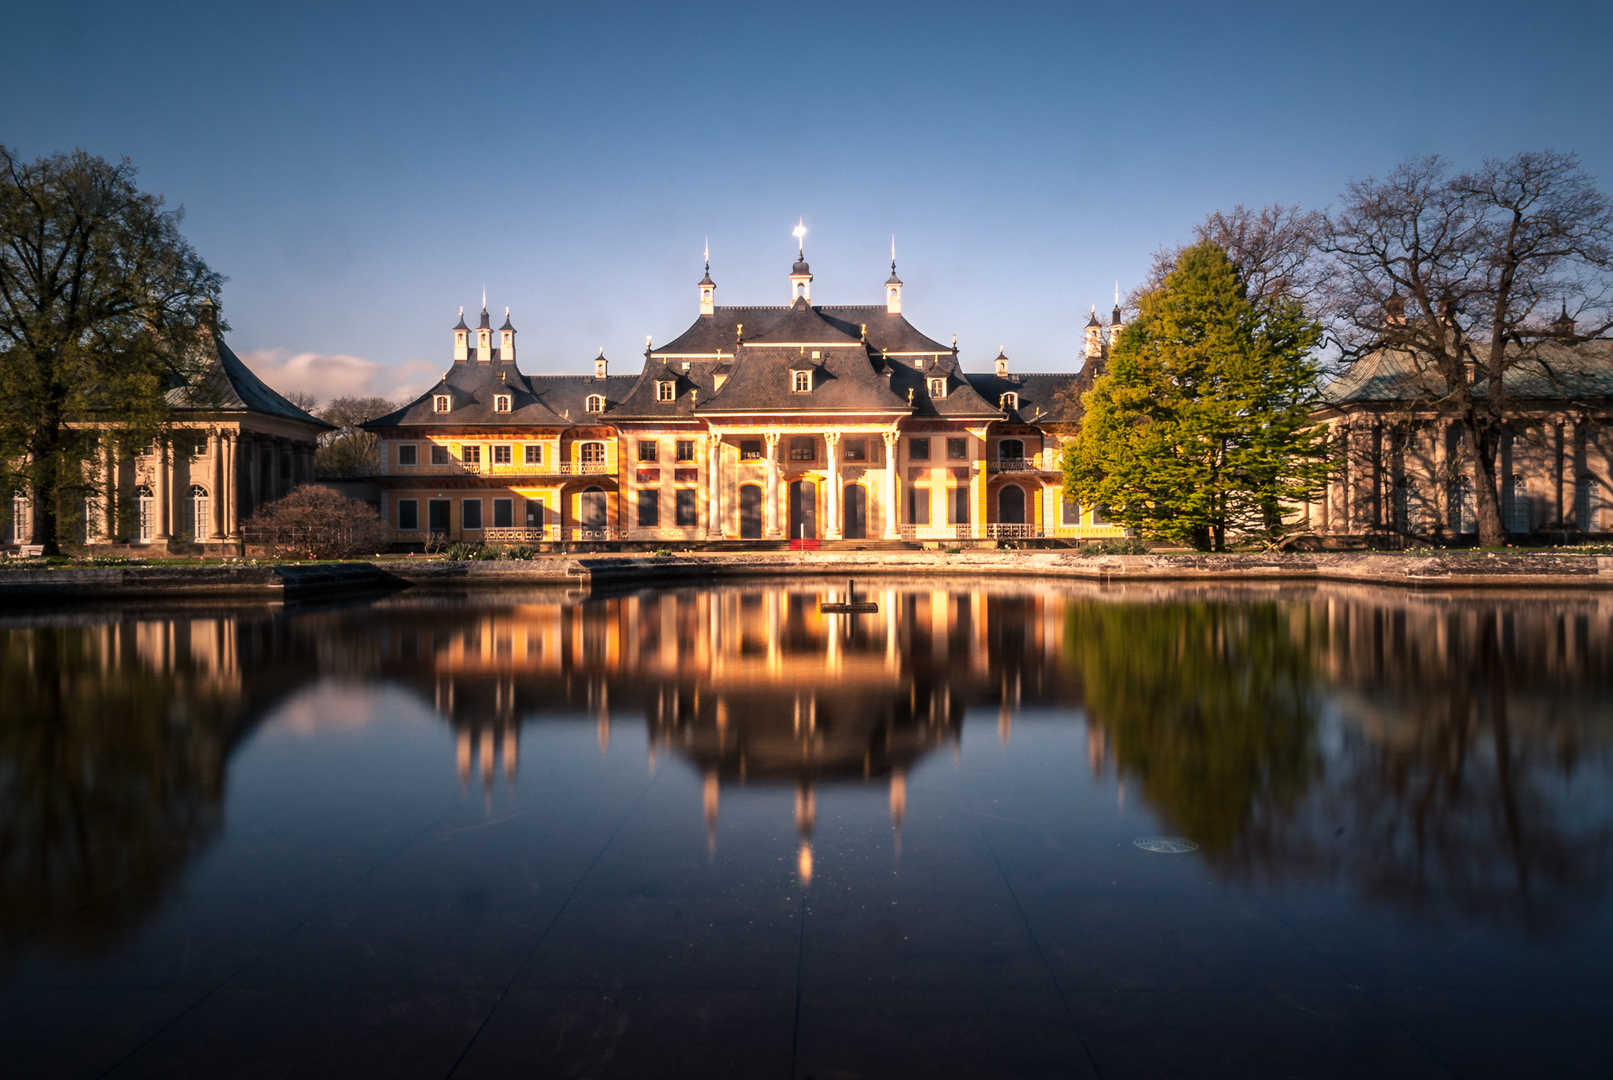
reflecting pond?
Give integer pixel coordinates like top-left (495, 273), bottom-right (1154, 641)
top-left (4, 580), bottom-right (1613, 1078)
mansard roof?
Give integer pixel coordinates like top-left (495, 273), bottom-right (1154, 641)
top-left (695, 342), bottom-right (908, 414)
top-left (172, 330), bottom-right (333, 429)
top-left (609, 356), bottom-right (727, 421)
top-left (1321, 339), bottom-right (1613, 407)
top-left (652, 303), bottom-right (951, 358)
top-left (889, 352), bottom-right (1002, 420)
top-left (745, 297), bottom-right (865, 346)
top-left (367, 357), bottom-right (635, 429)
top-left (965, 371), bottom-right (1083, 425)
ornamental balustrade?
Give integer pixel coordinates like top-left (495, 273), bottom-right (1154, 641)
top-left (388, 460), bottom-right (616, 477)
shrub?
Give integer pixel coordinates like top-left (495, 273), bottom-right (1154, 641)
top-left (241, 485), bottom-right (387, 560)
top-left (1082, 537), bottom-right (1149, 555)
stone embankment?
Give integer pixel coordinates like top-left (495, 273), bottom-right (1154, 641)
top-left (9, 554), bottom-right (1613, 606)
top-left (5, 550), bottom-right (1613, 604)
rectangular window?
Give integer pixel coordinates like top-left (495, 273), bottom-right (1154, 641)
top-left (1062, 494), bottom-right (1082, 525)
top-left (657, 381), bottom-right (675, 402)
top-left (740, 439), bottom-right (762, 461)
top-left (396, 443), bottom-right (418, 466)
top-left (637, 489), bottom-right (660, 527)
top-left (675, 489), bottom-right (698, 527)
top-left (790, 436), bottom-right (814, 461)
top-left (638, 441), bottom-right (659, 462)
top-left (676, 440), bottom-right (696, 462)
top-left (398, 499), bottom-right (419, 530)
top-left (524, 444), bottom-right (543, 464)
top-left (1092, 504), bottom-right (1108, 525)
top-left (674, 467), bottom-right (698, 483)
top-left (909, 486), bottom-right (931, 525)
top-left (947, 437), bottom-right (967, 460)
top-left (428, 499), bottom-right (451, 533)
top-left (492, 498), bottom-right (513, 528)
top-left (525, 498), bottom-right (545, 530)
top-left (950, 487), bottom-right (970, 525)
top-left (430, 445), bottom-right (451, 465)
top-left (462, 499), bottom-right (483, 530)
top-left (461, 445), bottom-right (481, 464)
top-left (843, 439), bottom-right (866, 462)
top-left (909, 438), bottom-right (930, 461)
top-left (492, 444), bottom-right (512, 464)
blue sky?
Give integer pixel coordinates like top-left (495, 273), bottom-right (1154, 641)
top-left (6, 0), bottom-right (1611, 403)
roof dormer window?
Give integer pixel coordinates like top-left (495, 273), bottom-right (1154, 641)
top-left (493, 394), bottom-right (511, 413)
top-left (1000, 392), bottom-right (1018, 411)
top-left (928, 377), bottom-right (947, 398)
top-left (433, 394), bottom-right (451, 413)
top-left (656, 380), bottom-right (675, 402)
top-left (792, 370), bottom-right (812, 393)
top-left (585, 394), bottom-right (605, 413)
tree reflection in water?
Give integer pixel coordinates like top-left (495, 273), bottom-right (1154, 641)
top-left (1076, 587), bottom-right (1613, 934)
top-left (3, 582), bottom-right (1612, 963)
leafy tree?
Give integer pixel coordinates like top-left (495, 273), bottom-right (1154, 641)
top-left (242, 484), bottom-right (386, 559)
top-left (1064, 242), bottom-right (1329, 550)
top-left (316, 395), bottom-right (395, 477)
top-left (0, 147), bottom-right (222, 553)
top-left (1323, 152), bottom-right (1613, 546)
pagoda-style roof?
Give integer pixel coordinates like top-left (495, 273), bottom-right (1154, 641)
top-left (172, 330), bottom-right (333, 429)
top-left (1321, 339), bottom-right (1613, 408)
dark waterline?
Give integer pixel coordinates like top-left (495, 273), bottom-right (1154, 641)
top-left (3, 579), bottom-right (1612, 1079)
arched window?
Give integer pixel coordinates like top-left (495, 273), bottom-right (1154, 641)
top-left (134, 485), bottom-right (155, 541)
top-left (585, 394), bottom-right (605, 413)
top-left (433, 395), bottom-right (451, 413)
top-left (1449, 479), bottom-right (1476, 535)
top-left (1577, 475), bottom-right (1600, 532)
top-left (998, 439), bottom-right (1024, 462)
top-left (928, 377), bottom-right (946, 398)
top-left (184, 484), bottom-right (209, 540)
top-left (1503, 474), bottom-right (1530, 533)
top-left (493, 394), bottom-right (511, 413)
top-left (579, 441), bottom-right (606, 466)
top-left (1000, 392), bottom-right (1018, 411)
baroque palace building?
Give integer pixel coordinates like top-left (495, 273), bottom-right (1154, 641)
top-left (1310, 311), bottom-right (1613, 542)
top-left (365, 244), bottom-right (1127, 547)
top-left (4, 300), bottom-right (329, 554)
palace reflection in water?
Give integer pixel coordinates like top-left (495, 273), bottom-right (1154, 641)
top-left (5, 580), bottom-right (1613, 963)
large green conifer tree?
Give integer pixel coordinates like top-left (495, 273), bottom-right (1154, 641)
top-left (1063, 242), bottom-right (1328, 550)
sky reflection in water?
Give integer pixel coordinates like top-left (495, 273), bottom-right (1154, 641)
top-left (3, 580), bottom-right (1612, 1078)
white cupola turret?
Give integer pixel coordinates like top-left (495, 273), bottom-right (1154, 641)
top-left (476, 296), bottom-right (493, 363)
top-left (1084, 306), bottom-right (1103, 360)
top-left (885, 236), bottom-right (902, 315)
top-left (699, 242), bottom-right (716, 316)
top-left (995, 347), bottom-right (1009, 377)
top-left (453, 307), bottom-right (470, 364)
top-left (499, 308), bottom-right (516, 364)
top-left (595, 347), bottom-right (609, 380)
top-left (789, 219), bottom-right (812, 303)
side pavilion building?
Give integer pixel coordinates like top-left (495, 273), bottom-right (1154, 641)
top-left (365, 247), bottom-right (1127, 547)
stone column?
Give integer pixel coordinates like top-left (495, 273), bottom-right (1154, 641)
top-left (154, 439), bottom-right (171, 542)
top-left (824, 432), bottom-right (842, 540)
top-left (764, 432), bottom-right (781, 538)
top-left (245, 436), bottom-right (258, 518)
top-left (1560, 422), bottom-right (1575, 526)
top-left (102, 439), bottom-right (117, 542)
top-left (224, 433), bottom-right (238, 539)
top-left (706, 433), bottom-right (724, 539)
top-left (882, 431), bottom-right (900, 539)
top-left (208, 431), bottom-right (225, 540)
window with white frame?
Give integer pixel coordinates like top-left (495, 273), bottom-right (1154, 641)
top-left (586, 394), bottom-right (605, 413)
top-left (792, 370), bottom-right (812, 393)
top-left (524, 443), bottom-right (542, 464)
top-left (492, 444), bottom-right (512, 465)
top-left (396, 443), bottom-right (418, 466)
top-left (1000, 392), bottom-right (1018, 411)
top-left (493, 394), bottom-right (511, 412)
top-left (134, 485), bottom-right (154, 541)
top-left (928, 377), bottom-right (946, 397)
top-left (580, 441), bottom-right (606, 464)
top-left (657, 381), bottom-right (675, 402)
top-left (183, 484), bottom-right (209, 539)
top-left (433, 395), bottom-right (451, 412)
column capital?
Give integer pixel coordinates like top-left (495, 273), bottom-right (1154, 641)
top-left (824, 431), bottom-right (842, 447)
top-left (882, 431), bottom-right (899, 448)
top-left (764, 431), bottom-right (780, 449)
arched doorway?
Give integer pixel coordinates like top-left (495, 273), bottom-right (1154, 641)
top-left (134, 485), bottom-right (155, 542)
top-left (998, 485), bottom-right (1026, 525)
top-left (843, 483), bottom-right (867, 539)
top-left (739, 484), bottom-right (763, 539)
top-left (580, 486), bottom-right (607, 534)
top-left (789, 479), bottom-right (816, 540)
top-left (184, 484), bottom-right (210, 540)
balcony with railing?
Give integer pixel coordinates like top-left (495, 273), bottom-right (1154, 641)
top-left (986, 456), bottom-right (1052, 474)
top-left (897, 525), bottom-right (977, 541)
top-left (385, 459), bottom-right (616, 478)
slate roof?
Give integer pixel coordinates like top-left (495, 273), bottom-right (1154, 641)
top-left (366, 356), bottom-right (635, 429)
top-left (966, 371), bottom-right (1083, 425)
top-left (608, 355), bottom-right (727, 422)
top-left (172, 330), bottom-right (332, 429)
top-left (651, 303), bottom-right (951, 357)
top-left (1321, 339), bottom-right (1613, 407)
top-left (746, 298), bottom-right (865, 346)
top-left (695, 342), bottom-right (910, 414)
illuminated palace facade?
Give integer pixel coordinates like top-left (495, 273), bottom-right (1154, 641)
top-left (364, 245), bottom-right (1129, 547)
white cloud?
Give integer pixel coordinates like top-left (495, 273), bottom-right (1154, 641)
top-left (239, 349), bottom-right (440, 409)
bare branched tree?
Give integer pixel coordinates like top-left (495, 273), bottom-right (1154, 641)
top-left (282, 389), bottom-right (319, 413)
top-left (242, 484), bottom-right (385, 559)
top-left (315, 395), bottom-right (396, 477)
top-left (1136, 204), bottom-right (1326, 310)
top-left (1322, 151), bottom-right (1613, 546)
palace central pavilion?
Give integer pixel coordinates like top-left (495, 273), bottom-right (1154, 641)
top-left (364, 245), bottom-right (1126, 547)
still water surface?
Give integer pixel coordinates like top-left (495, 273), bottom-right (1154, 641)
top-left (3, 579), bottom-right (1612, 1078)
